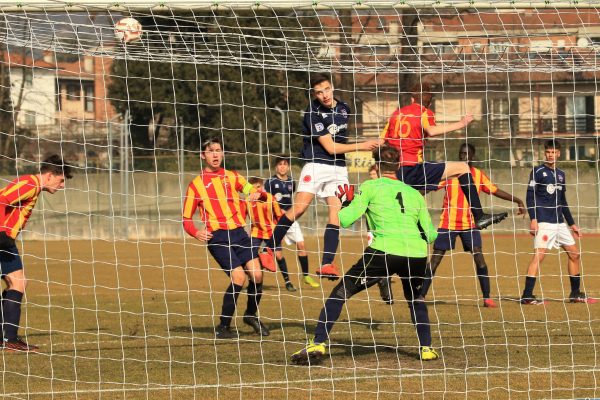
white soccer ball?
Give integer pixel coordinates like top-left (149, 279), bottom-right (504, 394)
top-left (115, 17), bottom-right (142, 43)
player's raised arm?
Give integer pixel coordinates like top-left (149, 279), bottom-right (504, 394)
top-left (338, 183), bottom-right (369, 228)
top-left (317, 134), bottom-right (380, 155)
top-left (424, 113), bottom-right (473, 137)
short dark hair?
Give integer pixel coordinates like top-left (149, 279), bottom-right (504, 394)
top-left (374, 146), bottom-right (400, 173)
top-left (545, 139), bottom-right (561, 150)
top-left (460, 142), bottom-right (475, 155)
top-left (410, 82), bottom-right (434, 108)
top-left (201, 137), bottom-right (222, 151)
top-left (248, 177), bottom-right (263, 185)
top-left (274, 155), bottom-right (290, 165)
top-left (40, 155), bottom-right (73, 179)
top-left (310, 74), bottom-right (332, 89)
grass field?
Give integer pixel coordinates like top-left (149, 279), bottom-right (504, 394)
top-left (1, 235), bottom-right (599, 399)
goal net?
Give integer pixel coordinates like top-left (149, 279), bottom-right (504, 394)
top-left (0, 1), bottom-right (599, 398)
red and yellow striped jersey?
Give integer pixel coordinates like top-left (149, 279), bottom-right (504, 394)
top-left (246, 193), bottom-right (283, 239)
top-left (182, 168), bottom-right (255, 233)
top-left (0, 174), bottom-right (41, 238)
top-left (380, 103), bottom-right (436, 166)
top-left (438, 167), bottom-right (498, 230)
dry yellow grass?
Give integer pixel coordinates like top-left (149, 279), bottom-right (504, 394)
top-left (0, 235), bottom-right (598, 399)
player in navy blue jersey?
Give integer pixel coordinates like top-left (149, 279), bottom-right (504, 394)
top-left (265, 74), bottom-right (380, 279)
top-left (521, 140), bottom-right (596, 305)
top-left (265, 156), bottom-right (319, 288)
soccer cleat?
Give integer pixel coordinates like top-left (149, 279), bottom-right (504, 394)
top-left (243, 314), bottom-right (270, 336)
top-left (4, 337), bottom-right (39, 352)
top-left (290, 339), bottom-right (326, 365)
top-left (215, 325), bottom-right (238, 339)
top-left (520, 296), bottom-right (546, 305)
top-left (316, 264), bottom-right (340, 280)
top-left (483, 298), bottom-right (498, 308)
top-left (419, 346), bottom-right (440, 361)
top-left (303, 276), bottom-right (320, 288)
top-left (377, 278), bottom-right (394, 305)
top-left (475, 212), bottom-right (508, 230)
top-left (569, 291), bottom-right (598, 304)
top-left (285, 281), bottom-right (297, 292)
top-left (258, 249), bottom-right (276, 272)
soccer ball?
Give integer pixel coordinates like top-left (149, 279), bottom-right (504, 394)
top-left (115, 17), bottom-right (142, 43)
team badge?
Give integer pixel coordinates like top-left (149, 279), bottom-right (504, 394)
top-left (340, 108), bottom-right (347, 117)
top-left (303, 175), bottom-right (312, 183)
top-left (315, 123), bottom-right (324, 132)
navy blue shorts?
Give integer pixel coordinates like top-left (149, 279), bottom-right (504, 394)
top-left (0, 244), bottom-right (23, 276)
top-left (207, 228), bottom-right (255, 274)
top-left (434, 228), bottom-right (482, 252)
top-left (397, 162), bottom-right (446, 192)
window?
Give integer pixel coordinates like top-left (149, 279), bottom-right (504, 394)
top-left (489, 41), bottom-right (511, 55)
top-left (84, 83), bottom-right (94, 112)
top-left (23, 70), bottom-right (33, 86)
top-left (24, 110), bottom-right (35, 127)
top-left (66, 84), bottom-right (80, 100)
top-left (489, 98), bottom-right (510, 135)
top-left (422, 42), bottom-right (456, 56)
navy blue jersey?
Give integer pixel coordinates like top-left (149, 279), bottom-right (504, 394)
top-left (526, 164), bottom-right (574, 225)
top-left (301, 98), bottom-right (350, 167)
top-left (264, 176), bottom-right (295, 211)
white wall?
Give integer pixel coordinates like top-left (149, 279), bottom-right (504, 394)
top-left (9, 66), bottom-right (56, 129)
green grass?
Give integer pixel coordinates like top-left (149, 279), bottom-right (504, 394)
top-left (0, 236), bottom-right (599, 399)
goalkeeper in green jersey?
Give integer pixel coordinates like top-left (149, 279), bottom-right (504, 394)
top-left (291, 146), bottom-right (440, 365)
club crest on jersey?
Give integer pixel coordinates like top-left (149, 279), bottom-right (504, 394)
top-left (558, 175), bottom-right (564, 182)
top-left (315, 122), bottom-right (324, 132)
top-left (340, 108), bottom-right (347, 117)
top-left (287, 185), bottom-right (292, 191)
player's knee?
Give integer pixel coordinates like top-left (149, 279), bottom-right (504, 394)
top-left (230, 268), bottom-right (247, 285)
top-left (331, 279), bottom-right (358, 301)
top-left (568, 251), bottom-right (581, 262)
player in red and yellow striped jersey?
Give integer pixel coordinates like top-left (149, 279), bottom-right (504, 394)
top-left (419, 144), bottom-right (525, 307)
top-left (182, 137), bottom-right (270, 339)
top-left (245, 177), bottom-right (297, 292)
top-left (380, 82), bottom-right (507, 230)
top-left (0, 155), bottom-right (72, 351)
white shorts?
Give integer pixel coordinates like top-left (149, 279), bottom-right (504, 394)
top-left (534, 222), bottom-right (576, 249)
top-left (283, 221), bottom-right (305, 246)
top-left (296, 162), bottom-right (349, 201)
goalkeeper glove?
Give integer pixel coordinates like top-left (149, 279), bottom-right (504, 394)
top-left (336, 184), bottom-right (355, 208)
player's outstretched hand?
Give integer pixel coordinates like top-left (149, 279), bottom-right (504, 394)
top-left (0, 231), bottom-right (15, 250)
top-left (461, 113), bottom-right (474, 127)
top-left (359, 140), bottom-right (380, 151)
top-left (336, 184), bottom-right (355, 207)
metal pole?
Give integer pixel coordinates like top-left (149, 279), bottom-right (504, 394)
top-left (274, 106), bottom-right (286, 154)
top-left (258, 120), bottom-right (263, 176)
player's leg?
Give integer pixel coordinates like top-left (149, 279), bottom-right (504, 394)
top-left (398, 256), bottom-right (438, 360)
top-left (443, 162), bottom-right (508, 229)
top-left (274, 249), bottom-right (295, 292)
top-left (291, 249), bottom-right (385, 365)
top-left (521, 248), bottom-right (547, 305)
top-left (316, 195), bottom-right (342, 279)
top-left (461, 230), bottom-right (496, 307)
top-left (377, 277), bottom-right (393, 305)
top-left (289, 225), bottom-right (318, 288)
top-left (0, 245), bottom-right (36, 351)
top-left (242, 257), bottom-right (270, 335)
top-left (238, 232), bottom-right (270, 336)
top-left (254, 237), bottom-right (276, 273)
top-left (266, 191), bottom-right (314, 251)
top-left (420, 229), bottom-right (453, 299)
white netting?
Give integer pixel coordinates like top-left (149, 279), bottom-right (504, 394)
top-left (0, 2), bottom-right (598, 399)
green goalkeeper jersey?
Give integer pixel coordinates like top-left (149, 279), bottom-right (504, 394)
top-left (339, 176), bottom-right (438, 258)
